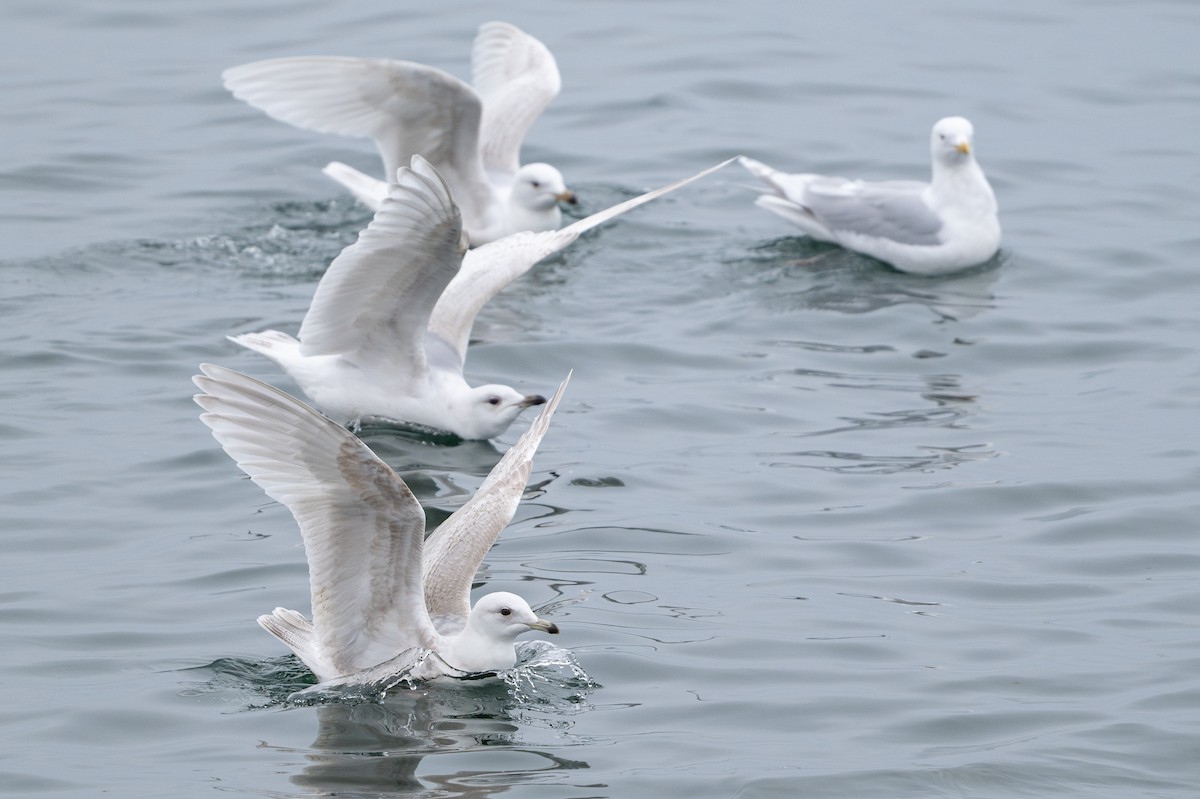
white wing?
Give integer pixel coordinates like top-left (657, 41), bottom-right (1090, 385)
top-left (470, 21), bottom-right (561, 177)
top-left (297, 156), bottom-right (466, 380)
top-left (422, 372), bottom-right (570, 624)
top-left (222, 56), bottom-right (495, 225)
top-left (429, 158), bottom-right (736, 362)
top-left (193, 364), bottom-right (441, 678)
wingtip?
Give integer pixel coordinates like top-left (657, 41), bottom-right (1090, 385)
top-left (561, 158), bottom-right (738, 238)
top-left (193, 361), bottom-right (222, 389)
top-left (541, 371), bottom-right (572, 417)
top-left (392, 155), bottom-right (457, 212)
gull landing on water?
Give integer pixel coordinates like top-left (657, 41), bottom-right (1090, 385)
top-left (193, 364), bottom-right (570, 684)
top-left (222, 21), bottom-right (576, 245)
top-left (228, 154), bottom-right (733, 440)
top-left (738, 117), bottom-right (1000, 275)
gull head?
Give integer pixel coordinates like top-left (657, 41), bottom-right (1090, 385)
top-left (931, 116), bottom-right (976, 163)
top-left (448, 591), bottom-right (561, 673)
top-left (455, 383), bottom-right (547, 440)
top-left (513, 163), bottom-right (577, 211)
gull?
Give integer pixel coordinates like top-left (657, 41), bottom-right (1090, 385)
top-left (229, 154), bottom-right (731, 440)
top-left (193, 363), bottom-right (569, 683)
top-left (222, 21), bottom-right (576, 245)
top-left (737, 117), bottom-right (1000, 275)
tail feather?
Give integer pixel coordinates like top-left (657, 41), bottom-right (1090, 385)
top-left (257, 607), bottom-right (329, 679)
top-left (322, 161), bottom-right (388, 211)
top-left (737, 155), bottom-right (791, 198)
top-left (227, 329), bottom-right (299, 362)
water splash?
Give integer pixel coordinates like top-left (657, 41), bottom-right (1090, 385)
top-left (187, 641), bottom-right (595, 713)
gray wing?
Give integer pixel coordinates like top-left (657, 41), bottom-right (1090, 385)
top-left (422, 373), bottom-right (570, 624)
top-left (193, 364), bottom-right (441, 677)
top-left (428, 158), bottom-right (736, 363)
top-left (802, 178), bottom-right (944, 245)
top-left (297, 156), bottom-right (466, 379)
top-left (470, 21), bottom-right (561, 176)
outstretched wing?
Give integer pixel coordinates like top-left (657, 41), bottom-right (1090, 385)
top-left (429, 158), bottom-right (736, 363)
top-left (222, 56), bottom-right (494, 224)
top-left (422, 373), bottom-right (571, 625)
top-left (471, 21), bottom-right (561, 177)
top-left (193, 364), bottom-right (440, 678)
top-left (297, 156), bottom-right (466, 380)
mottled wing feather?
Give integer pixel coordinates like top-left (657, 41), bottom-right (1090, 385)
top-left (193, 364), bottom-right (440, 677)
top-left (429, 158), bottom-right (736, 361)
top-left (422, 373), bottom-right (571, 623)
top-left (470, 21), bottom-right (561, 176)
top-left (297, 156), bottom-right (466, 380)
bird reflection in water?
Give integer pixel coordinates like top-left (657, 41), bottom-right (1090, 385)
top-left (288, 671), bottom-right (593, 797)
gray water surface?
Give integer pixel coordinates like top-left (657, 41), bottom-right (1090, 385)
top-left (3, 1), bottom-right (1199, 797)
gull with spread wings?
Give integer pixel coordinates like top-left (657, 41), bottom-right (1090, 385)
top-left (223, 21), bottom-right (575, 245)
top-left (229, 154), bottom-right (731, 440)
top-left (194, 364), bottom-right (569, 683)
top-left (738, 117), bottom-right (1000, 275)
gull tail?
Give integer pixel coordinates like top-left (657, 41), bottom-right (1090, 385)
top-left (754, 194), bottom-right (821, 230)
top-left (322, 161), bottom-right (388, 211)
top-left (737, 156), bottom-right (828, 236)
top-left (737, 155), bottom-right (790, 197)
top-left (227, 330), bottom-right (299, 365)
top-left (258, 607), bottom-right (328, 678)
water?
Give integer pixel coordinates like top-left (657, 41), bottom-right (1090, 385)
top-left (3, 0), bottom-right (1199, 796)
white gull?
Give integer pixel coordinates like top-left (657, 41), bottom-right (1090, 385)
top-left (193, 363), bottom-right (570, 684)
top-left (738, 116), bottom-right (1000, 275)
top-left (228, 154), bottom-right (731, 440)
top-left (222, 21), bottom-right (575, 245)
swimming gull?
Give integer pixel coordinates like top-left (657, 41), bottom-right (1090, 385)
top-left (228, 154), bottom-right (732, 440)
top-left (222, 21), bottom-right (576, 245)
top-left (738, 116), bottom-right (1000, 275)
top-left (193, 363), bottom-right (569, 683)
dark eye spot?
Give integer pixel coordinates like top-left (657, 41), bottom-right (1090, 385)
top-left (531, 180), bottom-right (541, 189)
top-left (486, 395), bottom-right (501, 406)
top-left (499, 607), bottom-right (512, 616)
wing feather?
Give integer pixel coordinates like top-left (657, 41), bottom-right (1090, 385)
top-left (470, 22), bottom-right (561, 176)
top-left (297, 156), bottom-right (466, 380)
top-left (193, 364), bottom-right (440, 679)
top-left (422, 373), bottom-right (571, 624)
top-left (803, 178), bottom-right (944, 245)
top-left (429, 158), bottom-right (735, 361)
top-left (223, 56), bottom-right (494, 223)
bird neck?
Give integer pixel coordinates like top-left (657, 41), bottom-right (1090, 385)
top-left (441, 626), bottom-right (518, 674)
top-left (931, 158), bottom-right (996, 214)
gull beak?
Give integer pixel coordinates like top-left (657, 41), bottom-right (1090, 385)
top-left (528, 618), bottom-right (560, 635)
top-left (555, 189), bottom-right (578, 206)
top-left (955, 141), bottom-right (971, 155)
top-left (518, 394), bottom-right (547, 409)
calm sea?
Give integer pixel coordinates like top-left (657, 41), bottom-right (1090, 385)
top-left (2, 1), bottom-right (1199, 796)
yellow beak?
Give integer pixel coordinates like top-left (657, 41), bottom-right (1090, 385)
top-left (555, 190), bottom-right (578, 206)
top-left (955, 141), bottom-right (971, 155)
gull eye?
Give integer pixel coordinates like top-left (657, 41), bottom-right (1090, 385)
top-left (486, 395), bottom-right (501, 406)
top-left (530, 180), bottom-right (541, 189)
top-left (499, 607), bottom-right (512, 617)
